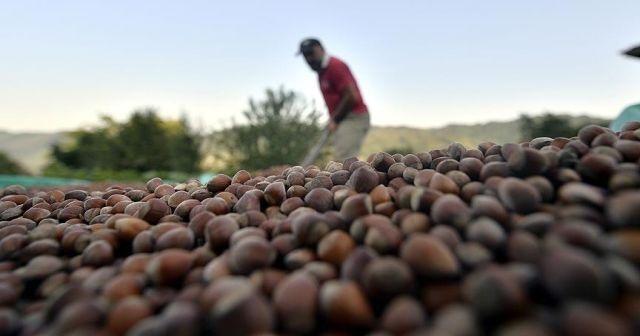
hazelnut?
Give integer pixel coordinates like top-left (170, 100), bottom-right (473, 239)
top-left (145, 249), bottom-right (194, 286)
top-left (317, 230), bottom-right (355, 266)
top-left (155, 227), bottom-right (195, 251)
top-left (346, 166), bottom-right (379, 193)
top-left (400, 234), bottom-right (460, 280)
top-left (320, 280), bottom-right (374, 330)
top-left (82, 240), bottom-right (114, 267)
top-left (106, 296), bottom-right (153, 335)
top-left (381, 296), bottom-right (427, 334)
top-left (273, 271), bottom-right (319, 334)
top-left (209, 283), bottom-right (274, 334)
top-left (229, 236), bottom-right (275, 275)
top-left (362, 257), bottom-right (414, 302)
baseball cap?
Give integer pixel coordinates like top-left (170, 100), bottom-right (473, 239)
top-left (297, 38), bottom-right (322, 55)
top-left (623, 44), bottom-right (640, 58)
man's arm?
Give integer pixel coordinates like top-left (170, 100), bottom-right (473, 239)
top-left (328, 85), bottom-right (358, 131)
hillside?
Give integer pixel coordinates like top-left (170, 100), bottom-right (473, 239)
top-left (361, 114), bottom-right (609, 155)
top-left (0, 114), bottom-right (610, 174)
top-left (362, 120), bottom-right (519, 155)
top-left (0, 131), bottom-right (64, 175)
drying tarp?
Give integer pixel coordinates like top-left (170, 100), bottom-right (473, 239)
top-left (0, 175), bottom-right (90, 188)
top-left (609, 103), bottom-right (640, 132)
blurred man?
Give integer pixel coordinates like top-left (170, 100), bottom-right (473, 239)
top-left (298, 38), bottom-right (370, 161)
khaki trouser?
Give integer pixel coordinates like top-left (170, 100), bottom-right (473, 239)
top-left (332, 112), bottom-right (370, 161)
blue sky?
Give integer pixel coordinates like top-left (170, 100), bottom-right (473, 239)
top-left (1, 0), bottom-right (639, 132)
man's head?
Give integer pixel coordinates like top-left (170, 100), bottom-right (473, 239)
top-left (298, 38), bottom-right (325, 72)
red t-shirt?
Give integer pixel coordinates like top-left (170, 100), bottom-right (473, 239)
top-left (318, 56), bottom-right (368, 118)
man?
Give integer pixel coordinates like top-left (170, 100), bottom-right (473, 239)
top-left (298, 38), bottom-right (370, 161)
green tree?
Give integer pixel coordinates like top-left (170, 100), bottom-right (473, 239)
top-left (47, 108), bottom-right (202, 178)
top-left (114, 109), bottom-right (171, 171)
top-left (51, 127), bottom-right (117, 170)
top-left (383, 146), bottom-right (415, 155)
top-left (0, 152), bottom-right (30, 175)
top-left (166, 115), bottom-right (202, 173)
top-left (211, 87), bottom-right (324, 172)
top-left (518, 113), bottom-right (579, 141)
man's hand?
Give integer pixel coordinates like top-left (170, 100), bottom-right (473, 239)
top-left (331, 85), bottom-right (357, 125)
top-left (327, 119), bottom-right (338, 132)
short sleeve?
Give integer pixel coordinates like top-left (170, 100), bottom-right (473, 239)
top-left (329, 61), bottom-right (356, 92)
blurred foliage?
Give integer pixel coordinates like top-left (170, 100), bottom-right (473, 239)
top-left (0, 151), bottom-right (30, 175)
top-left (518, 112), bottom-right (610, 142)
top-left (382, 146), bottom-right (416, 155)
top-left (206, 87), bottom-right (326, 173)
top-left (44, 108), bottom-right (202, 180)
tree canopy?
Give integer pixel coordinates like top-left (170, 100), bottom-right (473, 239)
top-left (208, 87), bottom-right (326, 173)
top-left (48, 108), bottom-right (202, 176)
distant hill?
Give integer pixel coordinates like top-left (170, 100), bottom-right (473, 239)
top-left (0, 114), bottom-right (610, 174)
top-left (0, 131), bottom-right (63, 175)
top-left (360, 114), bottom-right (610, 155)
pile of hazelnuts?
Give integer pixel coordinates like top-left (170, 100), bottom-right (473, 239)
top-left (0, 123), bottom-right (639, 335)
